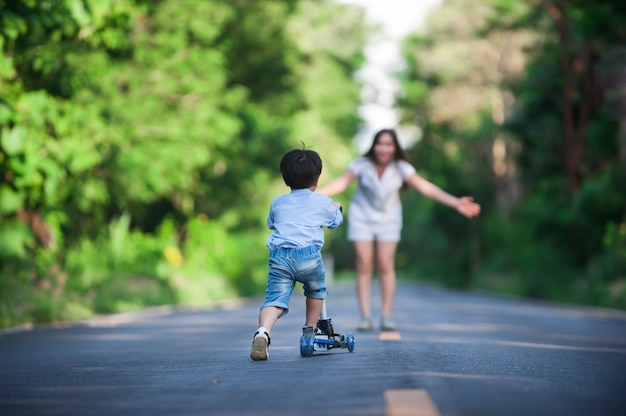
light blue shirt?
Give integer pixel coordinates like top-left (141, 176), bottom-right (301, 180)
top-left (266, 188), bottom-right (343, 250)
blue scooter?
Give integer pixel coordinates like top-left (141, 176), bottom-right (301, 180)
top-left (299, 300), bottom-right (355, 357)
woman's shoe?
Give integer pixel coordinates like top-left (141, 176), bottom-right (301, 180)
top-left (380, 315), bottom-right (396, 331)
top-left (357, 316), bottom-right (373, 331)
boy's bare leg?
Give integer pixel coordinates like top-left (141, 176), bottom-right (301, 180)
top-left (305, 297), bottom-right (323, 327)
top-left (258, 306), bottom-right (285, 334)
top-left (252, 306), bottom-right (282, 361)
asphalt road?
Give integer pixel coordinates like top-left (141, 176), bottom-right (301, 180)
top-left (1, 280), bottom-right (625, 416)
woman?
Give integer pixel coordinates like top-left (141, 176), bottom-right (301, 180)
top-left (317, 129), bottom-right (481, 331)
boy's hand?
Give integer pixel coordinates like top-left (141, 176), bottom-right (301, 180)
top-left (456, 196), bottom-right (481, 218)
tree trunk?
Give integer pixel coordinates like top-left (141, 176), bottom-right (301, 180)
top-left (557, 0), bottom-right (581, 192)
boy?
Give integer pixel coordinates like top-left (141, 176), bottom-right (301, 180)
top-left (250, 148), bottom-right (343, 361)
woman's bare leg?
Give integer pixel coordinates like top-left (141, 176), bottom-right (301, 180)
top-left (376, 240), bottom-right (398, 317)
top-left (353, 240), bottom-right (374, 318)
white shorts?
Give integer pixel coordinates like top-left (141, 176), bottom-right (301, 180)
top-left (347, 218), bottom-right (402, 242)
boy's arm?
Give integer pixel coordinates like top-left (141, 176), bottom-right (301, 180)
top-left (266, 206), bottom-right (275, 230)
top-left (327, 200), bottom-right (343, 228)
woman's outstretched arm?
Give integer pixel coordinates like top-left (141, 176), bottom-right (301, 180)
top-left (317, 170), bottom-right (357, 197)
top-left (406, 172), bottom-right (481, 218)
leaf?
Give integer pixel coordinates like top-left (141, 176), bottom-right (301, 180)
top-left (1, 126), bottom-right (27, 155)
top-left (0, 220), bottom-right (31, 258)
top-left (0, 99), bottom-right (14, 123)
top-left (69, 0), bottom-right (91, 26)
top-left (0, 185), bottom-right (24, 214)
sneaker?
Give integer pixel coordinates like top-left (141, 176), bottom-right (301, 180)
top-left (357, 316), bottom-right (373, 331)
top-left (380, 315), bottom-right (396, 331)
top-left (250, 327), bottom-right (270, 361)
top-left (302, 325), bottom-right (315, 337)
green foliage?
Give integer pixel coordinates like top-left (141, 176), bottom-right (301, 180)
top-left (394, 0), bottom-right (626, 310)
top-left (393, 0), bottom-right (513, 288)
top-left (0, 220), bottom-right (31, 257)
top-left (0, 0), bottom-right (369, 328)
top-left (2, 0), bottom-right (624, 329)
top-left (587, 221), bottom-right (626, 308)
top-left (174, 215), bottom-right (268, 302)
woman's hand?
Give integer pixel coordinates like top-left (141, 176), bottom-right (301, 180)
top-left (456, 196), bottom-right (481, 218)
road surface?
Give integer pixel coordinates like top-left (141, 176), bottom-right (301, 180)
top-left (1, 280), bottom-right (625, 415)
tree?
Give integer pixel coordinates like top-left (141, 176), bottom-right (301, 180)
top-left (0, 0), bottom-right (370, 326)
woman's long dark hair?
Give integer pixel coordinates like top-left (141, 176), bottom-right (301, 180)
top-left (364, 129), bottom-right (409, 163)
top-left (364, 128), bottom-right (411, 191)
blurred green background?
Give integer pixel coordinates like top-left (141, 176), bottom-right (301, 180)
top-left (1, 0), bottom-right (624, 328)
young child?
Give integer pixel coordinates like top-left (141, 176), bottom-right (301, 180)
top-left (250, 148), bottom-right (343, 361)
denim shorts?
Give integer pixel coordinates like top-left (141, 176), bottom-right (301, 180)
top-left (261, 245), bottom-right (327, 318)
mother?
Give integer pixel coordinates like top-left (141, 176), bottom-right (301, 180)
top-left (317, 128), bottom-right (481, 331)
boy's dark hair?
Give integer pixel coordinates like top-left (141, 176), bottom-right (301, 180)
top-left (280, 148), bottom-right (322, 189)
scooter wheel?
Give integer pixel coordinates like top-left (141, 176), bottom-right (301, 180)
top-left (346, 332), bottom-right (355, 352)
top-left (299, 335), bottom-right (308, 357)
top-left (300, 335), bottom-right (314, 357)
